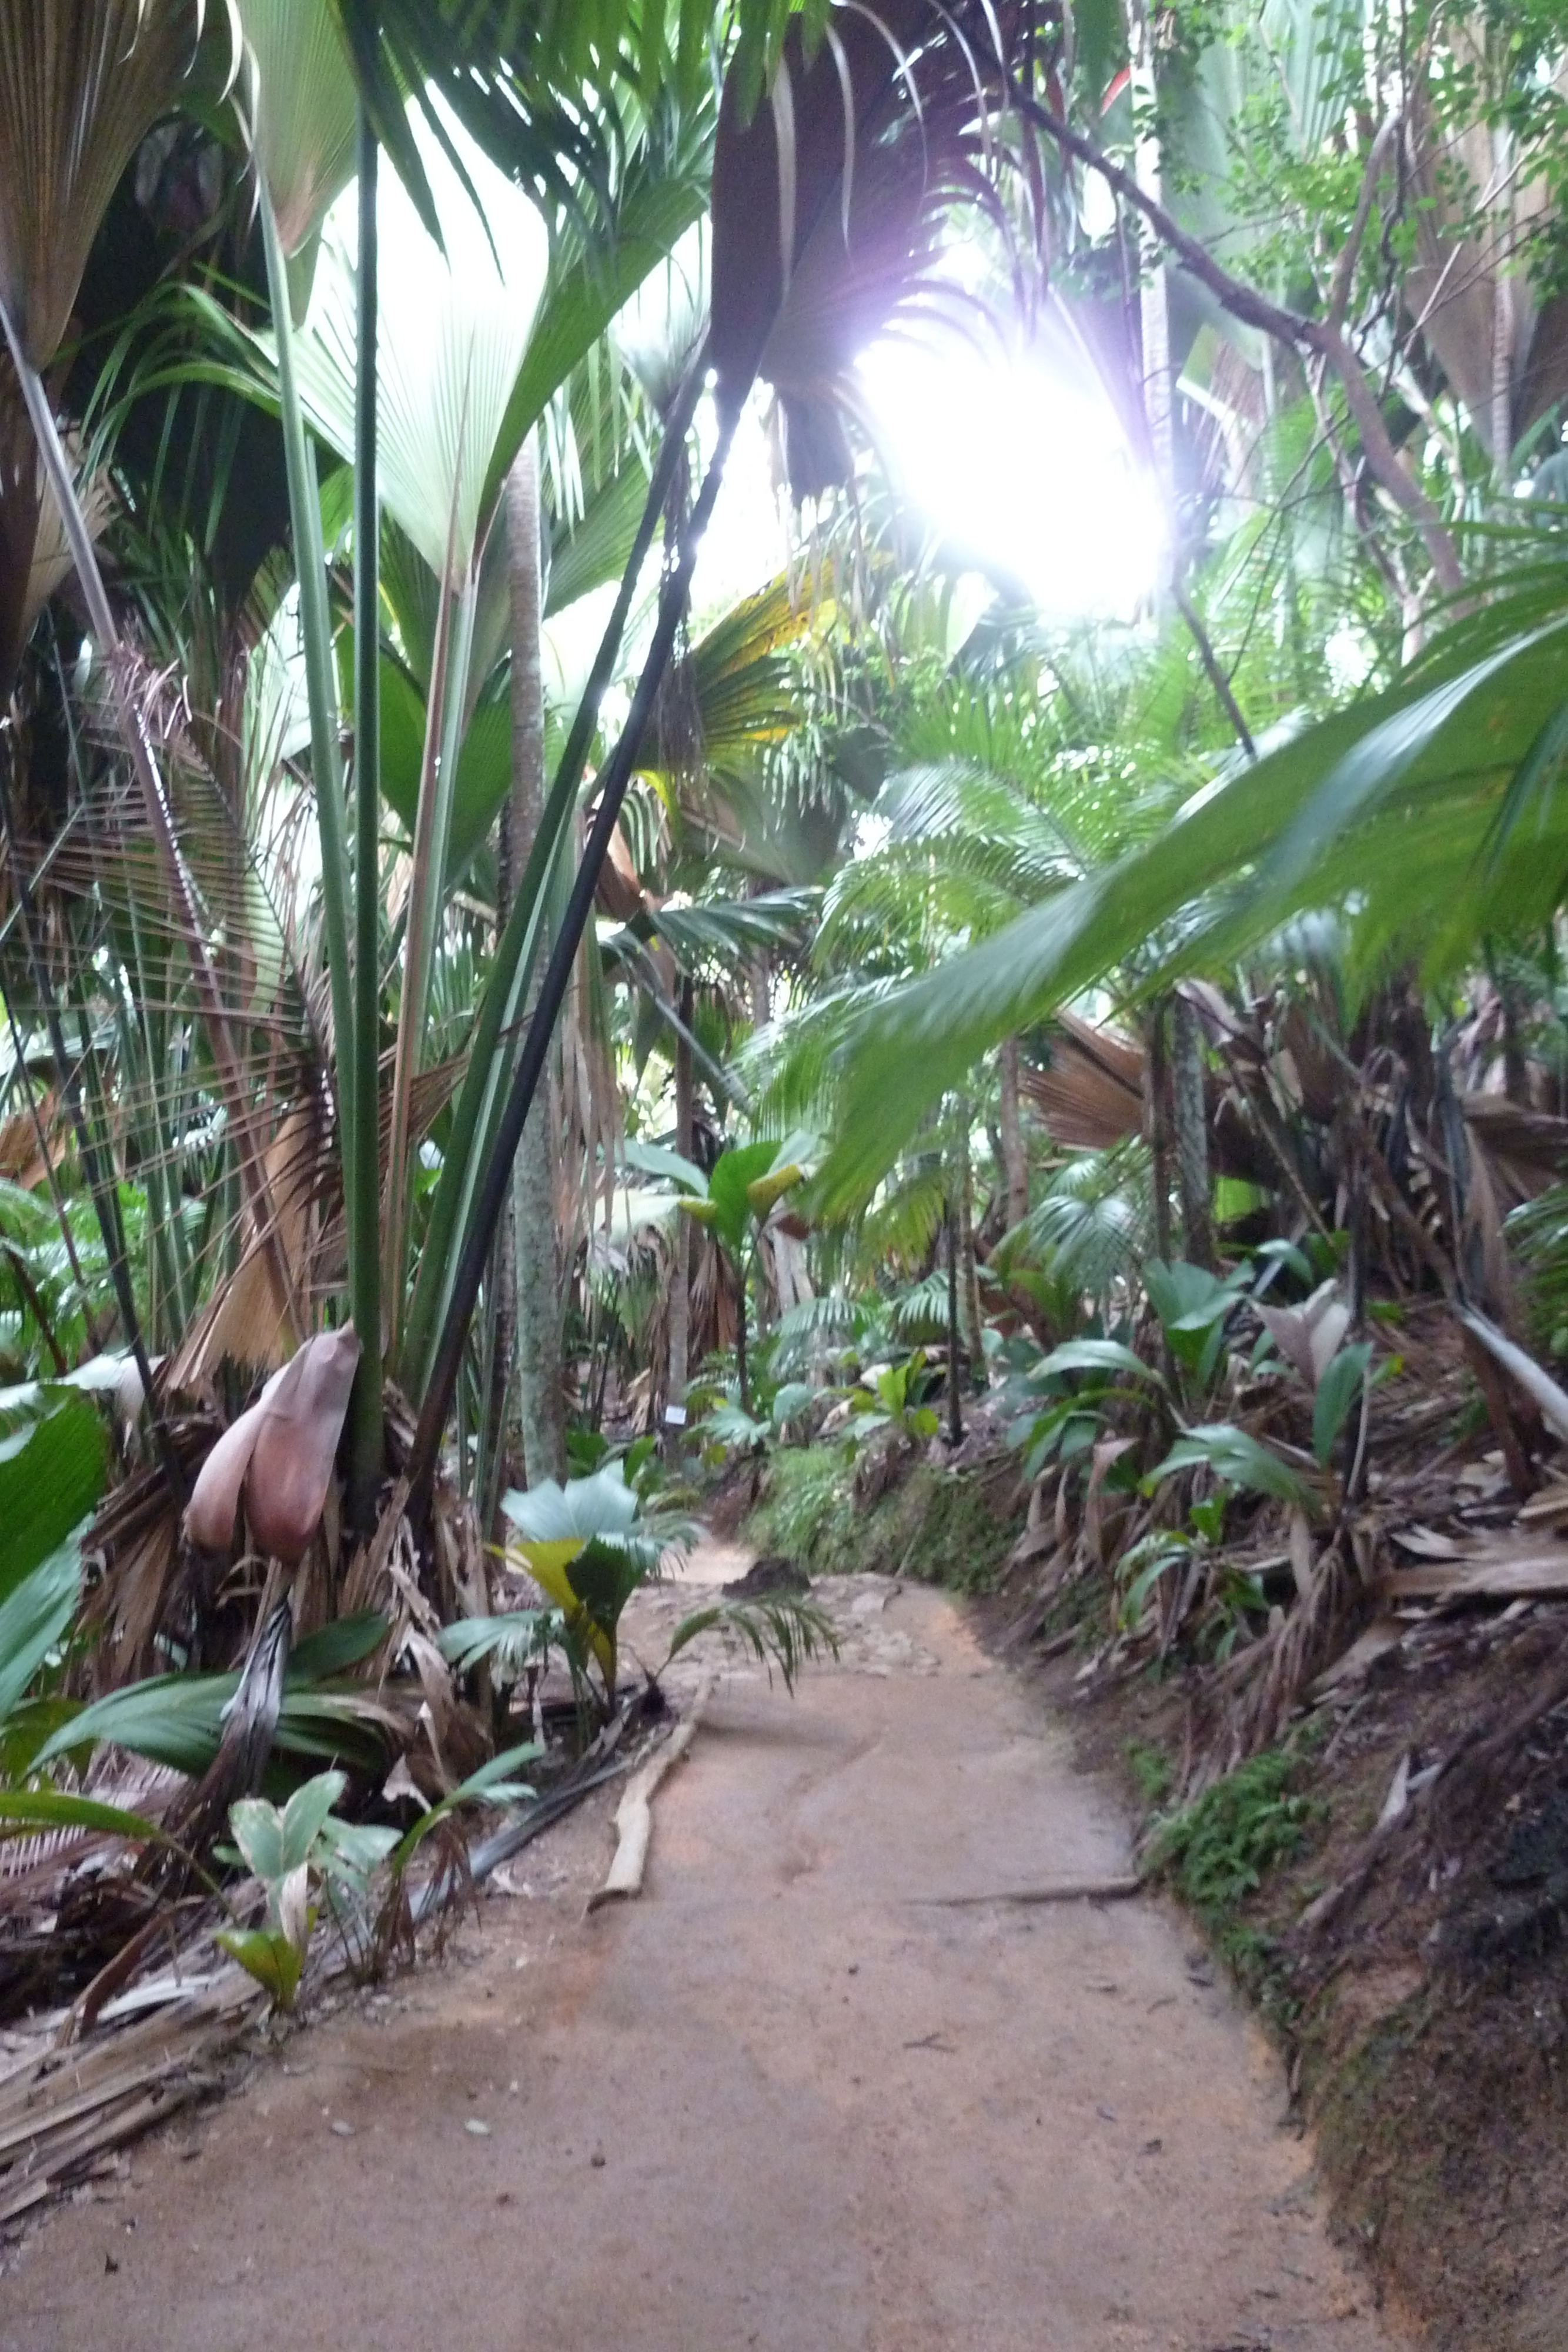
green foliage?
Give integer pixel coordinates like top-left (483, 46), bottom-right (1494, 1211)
top-left (662, 1593), bottom-right (840, 1693)
top-left (216, 1769), bottom-right (361, 2012)
top-left (436, 1609), bottom-right (557, 1687)
top-left (34, 1619), bottom-right (393, 1779)
top-left (815, 577), bottom-right (1568, 1215)
top-left (744, 1444), bottom-right (1024, 1594)
top-left (1147, 1749), bottom-right (1315, 1924)
top-left (1124, 1739), bottom-right (1173, 1806)
top-left (1312, 1340), bottom-right (1372, 1467)
top-left (683, 1140), bottom-right (801, 1256)
top-left (0, 1392), bottom-right (106, 1611)
top-left (746, 1445), bottom-right (860, 1569)
top-left (1507, 1182), bottom-right (1568, 1362)
top-left (1144, 1258), bottom-right (1251, 1384)
top-left (845, 1349), bottom-right (940, 1446)
top-left (380, 1742), bottom-right (540, 1880)
top-left (1145, 1422), bottom-right (1315, 1508)
top-left (500, 1462), bottom-right (691, 1709)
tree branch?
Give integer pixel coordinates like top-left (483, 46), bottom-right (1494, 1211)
top-left (1016, 92), bottom-right (1465, 597)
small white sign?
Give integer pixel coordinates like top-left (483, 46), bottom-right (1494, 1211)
top-left (663, 1403), bottom-right (688, 1426)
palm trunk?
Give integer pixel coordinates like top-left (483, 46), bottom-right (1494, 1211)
top-left (945, 1204), bottom-right (963, 1445)
top-left (998, 1037), bottom-right (1029, 1231)
top-left (507, 437), bottom-right (567, 1488)
top-left (956, 1104), bottom-right (985, 1385)
top-left (1145, 1004), bottom-right (1175, 1262)
top-left (1171, 993), bottom-right (1213, 1269)
top-left (1491, 119), bottom-right (1514, 494)
top-left (664, 980), bottom-right (694, 1451)
top-left (734, 1251), bottom-right (750, 1416)
top-left (1125, 0), bottom-right (1174, 590)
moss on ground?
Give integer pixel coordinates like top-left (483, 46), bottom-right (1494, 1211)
top-left (743, 1442), bottom-right (1024, 1593)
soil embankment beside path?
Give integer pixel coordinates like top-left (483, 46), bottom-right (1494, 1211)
top-left (0, 1565), bottom-right (1405, 2352)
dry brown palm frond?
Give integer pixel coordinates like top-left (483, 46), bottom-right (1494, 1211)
top-left (1402, 35), bottom-right (1568, 460)
top-left (77, 1407), bottom-right (220, 1686)
top-left (1019, 1010), bottom-right (1145, 1151)
top-left (0, 0), bottom-right (217, 369)
top-left (1460, 1094), bottom-right (1568, 1211)
top-left (6, 614), bottom-right (355, 1368)
top-left (0, 363), bottom-right (115, 699)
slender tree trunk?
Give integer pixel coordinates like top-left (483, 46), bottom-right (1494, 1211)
top-left (956, 1105), bottom-right (985, 1385)
top-left (998, 1037), bottom-right (1029, 1231)
top-left (734, 1253), bottom-right (750, 1415)
top-left (1491, 119), bottom-right (1514, 494)
top-left (945, 1204), bottom-right (963, 1446)
top-left (664, 979), bottom-right (694, 1454)
top-left (1171, 993), bottom-right (1213, 1268)
top-left (1126, 2), bottom-right (1215, 1272)
top-left (507, 437), bottom-right (567, 1487)
top-left (1489, 943), bottom-right (1530, 1106)
top-left (1145, 1004), bottom-right (1174, 1262)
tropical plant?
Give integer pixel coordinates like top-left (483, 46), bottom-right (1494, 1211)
top-left (676, 1140), bottom-right (804, 1412)
top-left (843, 1349), bottom-right (940, 1450)
top-left (499, 1460), bottom-right (691, 1715)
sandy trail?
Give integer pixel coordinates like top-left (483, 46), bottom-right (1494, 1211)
top-left (0, 1568), bottom-right (1405, 2352)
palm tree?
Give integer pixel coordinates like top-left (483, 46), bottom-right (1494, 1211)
top-left (0, 0), bottom-right (1029, 1691)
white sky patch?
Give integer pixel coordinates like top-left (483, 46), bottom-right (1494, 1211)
top-left (688, 396), bottom-right (791, 623)
top-left (1324, 622), bottom-right (1373, 696)
top-left (857, 322), bottom-right (1167, 621)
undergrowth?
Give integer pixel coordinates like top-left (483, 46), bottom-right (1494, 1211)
top-left (1146, 1746), bottom-right (1318, 2009)
top-left (743, 1443), bottom-right (1023, 1591)
top-left (1124, 1739), bottom-right (1173, 1804)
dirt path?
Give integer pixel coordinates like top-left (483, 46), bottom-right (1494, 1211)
top-left (0, 1569), bottom-right (1408, 2352)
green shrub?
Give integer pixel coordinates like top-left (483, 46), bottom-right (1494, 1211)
top-left (1148, 1748), bottom-right (1313, 1920)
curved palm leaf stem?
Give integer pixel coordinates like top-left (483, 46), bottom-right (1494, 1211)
top-left (406, 398), bottom-right (741, 1512)
top-left (348, 105), bottom-right (385, 1524)
top-left (385, 568), bottom-right (473, 1357)
top-left (258, 189), bottom-right (357, 1185)
top-left (0, 299), bottom-right (302, 1348)
top-left (398, 344), bottom-right (711, 1393)
top-left (0, 760), bottom-right (180, 1504)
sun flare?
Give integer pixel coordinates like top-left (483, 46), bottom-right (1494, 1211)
top-left (857, 322), bottom-right (1168, 622)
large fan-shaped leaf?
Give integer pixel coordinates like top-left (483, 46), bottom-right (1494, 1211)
top-left (500, 1462), bottom-right (640, 1547)
top-left (285, 109), bottom-right (548, 583)
top-left (0, 0), bottom-right (206, 367)
top-left (236, 0), bottom-right (358, 257)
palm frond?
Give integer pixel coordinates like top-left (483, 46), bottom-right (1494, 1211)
top-left (661, 1591), bottom-right (839, 1695)
top-left (817, 587), bottom-right (1568, 1214)
top-left (0, 0), bottom-right (207, 368)
top-left (236, 0), bottom-right (359, 258)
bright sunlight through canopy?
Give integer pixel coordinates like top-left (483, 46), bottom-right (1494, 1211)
top-left (857, 324), bottom-right (1168, 620)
